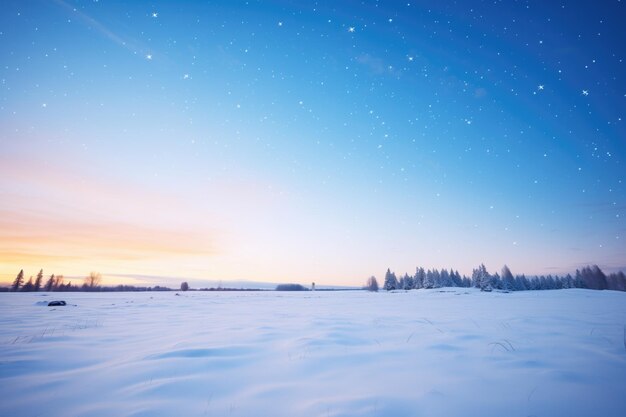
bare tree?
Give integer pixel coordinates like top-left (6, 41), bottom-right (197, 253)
top-left (43, 274), bottom-right (55, 292)
top-left (85, 272), bottom-right (102, 289)
top-left (365, 276), bottom-right (379, 292)
top-left (54, 275), bottom-right (64, 290)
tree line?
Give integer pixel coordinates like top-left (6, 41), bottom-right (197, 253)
top-left (6, 264), bottom-right (625, 293)
top-left (8, 269), bottom-right (67, 292)
top-left (366, 264), bottom-right (626, 292)
top-left (4, 270), bottom-right (170, 292)
top-left (4, 270), bottom-right (259, 293)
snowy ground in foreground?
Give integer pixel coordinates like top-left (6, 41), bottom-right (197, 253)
top-left (1, 289), bottom-right (625, 417)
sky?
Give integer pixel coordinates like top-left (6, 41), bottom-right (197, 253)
top-left (0, 0), bottom-right (624, 287)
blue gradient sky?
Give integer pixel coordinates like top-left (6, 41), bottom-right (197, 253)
top-left (1, 0), bottom-right (624, 286)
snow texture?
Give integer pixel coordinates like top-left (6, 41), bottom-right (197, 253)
top-left (1, 288), bottom-right (625, 417)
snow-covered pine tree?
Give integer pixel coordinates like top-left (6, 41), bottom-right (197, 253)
top-left (451, 270), bottom-right (463, 287)
top-left (434, 269), bottom-right (444, 288)
top-left (439, 269), bottom-right (451, 287)
top-left (531, 277), bottom-right (541, 290)
top-left (562, 273), bottom-right (573, 289)
top-left (492, 273), bottom-right (502, 290)
top-left (423, 269), bottom-right (434, 289)
top-left (471, 267), bottom-right (480, 288)
top-left (555, 276), bottom-right (564, 289)
top-left (501, 265), bottom-right (515, 291)
top-left (580, 265), bottom-right (608, 290)
top-left (414, 267), bottom-right (425, 289)
top-left (574, 269), bottom-right (584, 288)
top-left (397, 274), bottom-right (405, 289)
top-left (462, 276), bottom-right (472, 287)
top-left (515, 274), bottom-right (528, 291)
top-left (383, 268), bottom-right (398, 291)
top-left (403, 273), bottom-right (414, 290)
top-left (606, 271), bottom-right (626, 291)
top-left (472, 264), bottom-right (492, 291)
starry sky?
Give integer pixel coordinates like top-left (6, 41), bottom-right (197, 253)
top-left (0, 0), bottom-right (624, 287)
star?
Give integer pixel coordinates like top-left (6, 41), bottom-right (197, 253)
top-left (582, 89), bottom-right (589, 96)
top-left (183, 74), bottom-right (189, 79)
top-left (538, 84), bottom-right (544, 90)
top-left (146, 54), bottom-right (152, 60)
top-left (348, 27), bottom-right (355, 33)
top-left (151, 12), bottom-right (158, 18)
top-left (278, 21), bottom-right (283, 27)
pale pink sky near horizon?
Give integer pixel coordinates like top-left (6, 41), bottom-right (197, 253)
top-left (1, 145), bottom-right (617, 288)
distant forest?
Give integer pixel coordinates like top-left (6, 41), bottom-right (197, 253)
top-left (3, 264), bottom-right (625, 293)
top-left (370, 264), bottom-right (626, 292)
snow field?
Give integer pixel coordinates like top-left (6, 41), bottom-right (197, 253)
top-left (1, 288), bottom-right (625, 417)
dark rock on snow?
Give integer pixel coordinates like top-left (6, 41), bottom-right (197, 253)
top-left (48, 300), bottom-right (67, 306)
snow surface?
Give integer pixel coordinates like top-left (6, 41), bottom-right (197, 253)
top-left (1, 288), bottom-right (625, 417)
